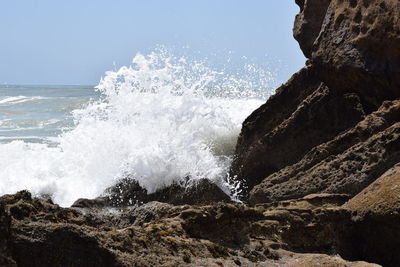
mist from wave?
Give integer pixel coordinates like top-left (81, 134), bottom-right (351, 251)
top-left (0, 49), bottom-right (276, 206)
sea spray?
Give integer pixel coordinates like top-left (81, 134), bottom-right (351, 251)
top-left (0, 49), bottom-right (275, 206)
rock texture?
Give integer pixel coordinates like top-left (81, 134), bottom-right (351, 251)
top-left (0, 202), bottom-right (15, 266)
top-left (231, 0), bottom-right (400, 201)
top-left (250, 100), bottom-right (400, 204)
top-left (341, 164), bottom-right (400, 266)
top-left (0, 191), bottom-right (381, 267)
top-left (296, 0), bottom-right (400, 107)
top-left (345, 163), bottom-right (400, 216)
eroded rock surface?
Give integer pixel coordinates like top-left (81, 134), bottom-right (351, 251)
top-left (250, 100), bottom-right (400, 203)
top-left (0, 191), bottom-right (382, 267)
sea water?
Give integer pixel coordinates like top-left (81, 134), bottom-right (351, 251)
top-left (0, 50), bottom-right (275, 206)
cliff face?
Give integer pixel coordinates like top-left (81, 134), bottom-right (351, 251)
top-left (231, 0), bottom-right (400, 201)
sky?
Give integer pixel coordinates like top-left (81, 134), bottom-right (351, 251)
top-left (0, 0), bottom-right (305, 85)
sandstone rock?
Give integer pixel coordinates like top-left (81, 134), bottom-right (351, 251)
top-left (0, 191), bottom-right (382, 266)
top-left (250, 100), bottom-right (400, 204)
top-left (116, 201), bottom-right (174, 227)
top-left (284, 253), bottom-right (380, 267)
top-left (345, 163), bottom-right (400, 216)
top-left (232, 0), bottom-right (400, 199)
top-left (339, 164), bottom-right (400, 267)
top-left (231, 66), bottom-right (365, 198)
top-left (296, 0), bottom-right (400, 108)
top-left (293, 0), bottom-right (331, 58)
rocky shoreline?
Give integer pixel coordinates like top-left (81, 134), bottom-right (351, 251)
top-left (1, 0), bottom-right (399, 266)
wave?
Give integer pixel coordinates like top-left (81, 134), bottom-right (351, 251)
top-left (0, 49), bottom-right (275, 206)
top-left (0, 96), bottom-right (49, 106)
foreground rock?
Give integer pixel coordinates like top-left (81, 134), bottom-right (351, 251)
top-left (342, 164), bottom-right (400, 265)
top-left (0, 191), bottom-right (382, 266)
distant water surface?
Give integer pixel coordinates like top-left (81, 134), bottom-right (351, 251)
top-left (0, 85), bottom-right (98, 145)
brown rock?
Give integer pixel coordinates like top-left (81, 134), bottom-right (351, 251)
top-left (0, 191), bottom-right (383, 266)
top-left (232, 0), bottom-right (400, 199)
top-left (345, 163), bottom-right (400, 216)
top-left (297, 0), bottom-right (400, 108)
top-left (231, 66), bottom-right (365, 198)
top-left (285, 253), bottom-right (380, 267)
top-left (339, 164), bottom-right (400, 267)
top-left (249, 100), bottom-right (400, 204)
top-left (0, 202), bottom-right (16, 266)
top-left (293, 0), bottom-right (331, 58)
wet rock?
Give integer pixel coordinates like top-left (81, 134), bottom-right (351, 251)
top-left (147, 178), bottom-right (231, 205)
top-left (73, 178), bottom-right (231, 208)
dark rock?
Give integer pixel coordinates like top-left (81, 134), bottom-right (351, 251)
top-left (11, 224), bottom-right (119, 267)
top-left (73, 178), bottom-right (231, 208)
top-left (0, 202), bottom-right (16, 266)
top-left (340, 164), bottom-right (400, 267)
top-left (309, 0), bottom-right (400, 108)
top-left (147, 178), bottom-right (231, 205)
top-left (294, 0), bottom-right (331, 58)
top-left (231, 67), bottom-right (365, 198)
top-left (250, 100), bottom-right (400, 204)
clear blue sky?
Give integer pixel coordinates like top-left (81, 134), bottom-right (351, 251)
top-left (0, 0), bottom-right (305, 85)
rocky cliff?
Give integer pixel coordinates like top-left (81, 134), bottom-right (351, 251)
top-left (231, 0), bottom-right (400, 202)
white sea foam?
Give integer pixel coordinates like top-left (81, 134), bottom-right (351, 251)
top-left (0, 96), bottom-right (47, 105)
top-left (0, 49), bottom-right (274, 206)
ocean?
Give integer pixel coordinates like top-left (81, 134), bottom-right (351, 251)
top-left (0, 50), bottom-right (274, 206)
top-left (0, 85), bottom-right (98, 145)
